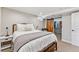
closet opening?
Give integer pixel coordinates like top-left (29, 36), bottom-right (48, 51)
top-left (54, 17), bottom-right (62, 41)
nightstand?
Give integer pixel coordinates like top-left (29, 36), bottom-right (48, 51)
top-left (0, 35), bottom-right (13, 51)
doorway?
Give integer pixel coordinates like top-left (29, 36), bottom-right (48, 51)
top-left (54, 18), bottom-right (62, 41)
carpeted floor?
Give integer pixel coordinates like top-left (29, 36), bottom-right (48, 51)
top-left (57, 41), bottom-right (79, 52)
top-left (55, 32), bottom-right (79, 52)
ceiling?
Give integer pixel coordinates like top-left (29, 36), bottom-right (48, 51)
top-left (7, 7), bottom-right (79, 17)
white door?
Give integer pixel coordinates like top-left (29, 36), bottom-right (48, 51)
top-left (72, 12), bottom-right (79, 46)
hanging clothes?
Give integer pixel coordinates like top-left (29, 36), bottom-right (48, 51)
top-left (54, 21), bottom-right (58, 29)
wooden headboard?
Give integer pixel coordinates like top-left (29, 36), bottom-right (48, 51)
top-left (12, 24), bottom-right (17, 34)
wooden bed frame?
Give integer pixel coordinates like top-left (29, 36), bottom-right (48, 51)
top-left (12, 24), bottom-right (57, 52)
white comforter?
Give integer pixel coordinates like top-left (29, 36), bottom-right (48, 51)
top-left (13, 30), bottom-right (57, 52)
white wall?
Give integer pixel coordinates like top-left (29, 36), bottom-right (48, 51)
top-left (0, 8), bottom-right (1, 33)
top-left (62, 15), bottom-right (72, 43)
top-left (1, 8), bottom-right (42, 35)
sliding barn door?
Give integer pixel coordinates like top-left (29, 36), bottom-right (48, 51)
top-left (47, 18), bottom-right (54, 32)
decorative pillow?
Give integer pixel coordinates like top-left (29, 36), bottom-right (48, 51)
top-left (17, 23), bottom-right (35, 31)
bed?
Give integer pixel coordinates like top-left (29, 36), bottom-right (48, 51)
top-left (12, 23), bottom-right (57, 52)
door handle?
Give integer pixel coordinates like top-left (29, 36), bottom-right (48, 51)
top-left (72, 30), bottom-right (75, 31)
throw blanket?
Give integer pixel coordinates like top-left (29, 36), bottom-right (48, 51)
top-left (14, 31), bottom-right (52, 52)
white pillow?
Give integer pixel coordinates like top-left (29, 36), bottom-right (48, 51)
top-left (26, 24), bottom-right (35, 30)
top-left (17, 24), bottom-right (35, 31)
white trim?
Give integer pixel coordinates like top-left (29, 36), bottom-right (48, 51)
top-left (62, 39), bottom-right (72, 44)
top-left (72, 40), bottom-right (79, 47)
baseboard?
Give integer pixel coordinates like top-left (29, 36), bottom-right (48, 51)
top-left (62, 39), bottom-right (79, 47)
top-left (62, 39), bottom-right (72, 44)
top-left (72, 41), bottom-right (79, 47)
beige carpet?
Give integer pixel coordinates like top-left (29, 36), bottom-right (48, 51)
top-left (57, 41), bottom-right (79, 52)
top-left (55, 32), bottom-right (79, 52)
